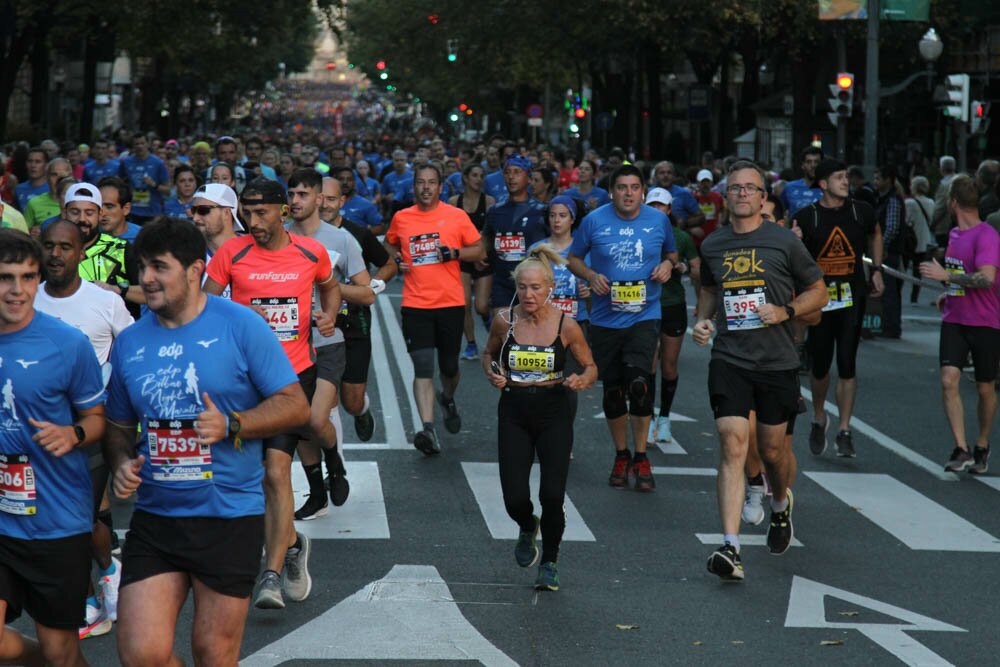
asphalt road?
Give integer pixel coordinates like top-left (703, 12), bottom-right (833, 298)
top-left (19, 283), bottom-right (999, 666)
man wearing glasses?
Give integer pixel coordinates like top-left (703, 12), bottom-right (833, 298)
top-left (189, 184), bottom-right (244, 300)
top-left (694, 161), bottom-right (827, 582)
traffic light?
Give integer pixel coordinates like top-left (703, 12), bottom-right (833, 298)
top-left (826, 72), bottom-right (854, 126)
top-left (943, 73), bottom-right (970, 122)
top-left (971, 100), bottom-right (991, 134)
top-left (574, 107), bottom-right (586, 119)
top-left (447, 39), bottom-right (458, 63)
top-left (376, 61), bottom-right (386, 71)
top-left (325, 62), bottom-right (335, 71)
top-left (458, 103), bottom-right (468, 112)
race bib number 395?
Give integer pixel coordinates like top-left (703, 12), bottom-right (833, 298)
top-left (0, 454), bottom-right (36, 516)
top-left (723, 283), bottom-right (767, 330)
top-left (251, 296), bottom-right (299, 341)
top-left (147, 419), bottom-right (213, 482)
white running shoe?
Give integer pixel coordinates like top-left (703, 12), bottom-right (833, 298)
top-left (646, 419), bottom-right (657, 445)
top-left (654, 415), bottom-right (672, 444)
top-left (742, 482), bottom-right (766, 526)
top-left (98, 557), bottom-right (122, 622)
top-left (79, 598), bottom-right (112, 640)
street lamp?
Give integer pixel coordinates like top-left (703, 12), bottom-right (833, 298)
top-left (918, 28), bottom-right (943, 64)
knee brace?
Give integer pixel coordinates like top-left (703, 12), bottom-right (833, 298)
top-left (602, 384), bottom-right (627, 419)
top-left (438, 353), bottom-right (459, 381)
top-left (410, 348), bottom-right (436, 379)
top-left (626, 365), bottom-right (654, 417)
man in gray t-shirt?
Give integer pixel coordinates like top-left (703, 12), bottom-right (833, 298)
top-left (693, 161), bottom-right (826, 583)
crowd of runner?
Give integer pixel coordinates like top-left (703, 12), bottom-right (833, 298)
top-left (1, 114), bottom-right (998, 664)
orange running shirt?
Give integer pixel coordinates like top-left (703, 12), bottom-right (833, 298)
top-left (385, 203), bottom-right (481, 309)
top-left (207, 233), bottom-right (333, 373)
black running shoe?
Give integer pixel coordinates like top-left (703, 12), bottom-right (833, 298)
top-left (414, 429), bottom-right (441, 456)
top-left (809, 421), bottom-right (828, 456)
top-left (835, 430), bottom-right (856, 458)
top-left (767, 489), bottom-right (794, 555)
top-left (328, 471), bottom-right (350, 506)
top-left (969, 446), bottom-right (990, 475)
top-left (294, 492), bottom-right (329, 521)
top-left (354, 409), bottom-right (376, 442)
top-left (944, 447), bottom-right (973, 472)
top-left (515, 516), bottom-right (540, 567)
top-left (438, 392), bottom-right (461, 434)
top-left (707, 544), bottom-right (744, 581)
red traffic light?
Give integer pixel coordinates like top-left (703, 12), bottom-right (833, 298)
top-left (975, 103), bottom-right (985, 118)
top-left (325, 62), bottom-right (335, 71)
top-left (427, 14), bottom-right (439, 24)
top-left (459, 103), bottom-right (468, 111)
top-left (574, 108), bottom-right (586, 119)
top-left (376, 61), bottom-right (386, 71)
top-left (837, 73), bottom-right (854, 90)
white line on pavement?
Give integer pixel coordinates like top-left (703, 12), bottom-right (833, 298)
top-left (291, 461), bottom-right (390, 539)
top-left (800, 387), bottom-right (958, 481)
top-left (696, 533), bottom-right (804, 548)
top-left (371, 298), bottom-right (417, 446)
top-left (652, 466), bottom-right (717, 476)
top-left (375, 295), bottom-right (423, 436)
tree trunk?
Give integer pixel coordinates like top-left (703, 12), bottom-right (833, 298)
top-left (29, 37), bottom-right (49, 129)
top-left (80, 32), bottom-right (98, 142)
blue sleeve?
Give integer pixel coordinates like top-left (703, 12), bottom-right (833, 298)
top-left (661, 217), bottom-right (677, 254)
top-left (367, 204), bottom-right (383, 227)
top-left (680, 191), bottom-right (700, 219)
top-left (570, 216), bottom-right (592, 257)
top-left (156, 160), bottom-right (169, 184)
top-left (779, 187), bottom-right (791, 213)
top-left (105, 341), bottom-right (137, 422)
top-left (67, 334), bottom-right (105, 411)
top-left (239, 312), bottom-right (300, 397)
top-left (118, 160), bottom-right (128, 179)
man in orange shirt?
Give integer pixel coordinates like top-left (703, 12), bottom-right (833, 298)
top-left (385, 164), bottom-right (485, 454)
top-left (205, 178), bottom-right (341, 610)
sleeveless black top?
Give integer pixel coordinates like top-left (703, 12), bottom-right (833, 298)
top-left (500, 310), bottom-right (567, 384)
top-left (457, 192), bottom-right (488, 231)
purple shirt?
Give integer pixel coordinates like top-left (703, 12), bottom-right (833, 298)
top-left (942, 222), bottom-right (1000, 329)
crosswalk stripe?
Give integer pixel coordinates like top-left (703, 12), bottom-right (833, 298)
top-left (975, 476), bottom-right (1000, 493)
top-left (654, 437), bottom-right (687, 455)
top-left (370, 300), bottom-right (416, 448)
top-left (593, 411), bottom-right (696, 422)
top-left (696, 533), bottom-right (804, 548)
top-left (461, 462), bottom-right (596, 541)
top-left (291, 461), bottom-right (390, 539)
top-left (652, 466), bottom-right (717, 476)
top-left (805, 472), bottom-right (1000, 552)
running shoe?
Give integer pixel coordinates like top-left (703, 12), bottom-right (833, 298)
top-left (110, 529), bottom-right (122, 557)
top-left (646, 419), bottom-right (657, 445)
top-left (354, 409), bottom-right (376, 442)
top-left (706, 544), bottom-right (744, 581)
top-left (654, 415), bottom-right (672, 444)
top-left (808, 420), bottom-right (828, 456)
top-left (79, 598), bottom-right (113, 639)
top-left (329, 470), bottom-right (350, 506)
top-left (283, 533), bottom-right (312, 602)
top-left (969, 446), bottom-right (990, 475)
top-left (515, 516), bottom-right (540, 567)
top-left (414, 429), bottom-right (441, 456)
top-left (742, 481), bottom-right (766, 526)
top-left (98, 557), bottom-right (122, 622)
top-left (253, 570), bottom-right (285, 609)
top-left (835, 430), bottom-right (856, 458)
top-left (609, 452), bottom-right (631, 488)
top-left (438, 392), bottom-right (462, 434)
top-left (534, 562), bottom-right (560, 591)
top-left (631, 457), bottom-right (656, 492)
top-left (767, 489), bottom-right (794, 555)
top-left (944, 447), bottom-right (973, 472)
top-left (461, 341), bottom-right (479, 360)
top-left (294, 492), bottom-right (329, 521)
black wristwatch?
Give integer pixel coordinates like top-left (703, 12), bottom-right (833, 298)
top-left (228, 411), bottom-right (243, 446)
top-left (783, 304), bottom-right (796, 320)
top-left (870, 265), bottom-right (884, 274)
top-left (440, 246), bottom-right (459, 262)
top-left (73, 424), bottom-right (86, 445)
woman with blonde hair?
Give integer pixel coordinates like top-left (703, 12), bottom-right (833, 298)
top-left (482, 245), bottom-right (597, 592)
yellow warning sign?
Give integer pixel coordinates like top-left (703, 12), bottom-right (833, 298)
top-left (817, 227), bottom-right (855, 276)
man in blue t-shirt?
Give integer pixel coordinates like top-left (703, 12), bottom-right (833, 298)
top-left (651, 160), bottom-right (704, 229)
top-left (83, 139), bottom-right (121, 185)
top-left (333, 166), bottom-right (384, 234)
top-left (118, 133), bottom-right (170, 224)
top-left (381, 149), bottom-right (414, 216)
top-left (103, 218), bottom-right (310, 667)
top-left (780, 146), bottom-right (824, 217)
top-left (484, 143), bottom-right (517, 205)
top-left (481, 155), bottom-right (548, 315)
top-left (0, 229), bottom-right (106, 666)
top-left (568, 164), bottom-right (677, 493)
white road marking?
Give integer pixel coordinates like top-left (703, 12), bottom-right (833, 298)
top-left (800, 387), bottom-right (958, 481)
top-left (241, 564), bottom-right (517, 666)
top-left (696, 533), bottom-right (803, 547)
top-left (461, 462), bottom-right (596, 541)
top-left (291, 461), bottom-right (390, 539)
top-left (655, 436), bottom-right (687, 455)
top-left (975, 476), bottom-right (1000, 493)
top-left (805, 472), bottom-right (1000, 552)
top-left (785, 575), bottom-right (964, 666)
top-left (593, 411), bottom-right (696, 422)
top-left (375, 295), bottom-right (423, 436)
top-left (371, 299), bottom-right (417, 447)
top-left (652, 466), bottom-right (717, 476)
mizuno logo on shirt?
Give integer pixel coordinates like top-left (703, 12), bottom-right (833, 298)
top-left (196, 339), bottom-right (219, 348)
top-left (248, 272), bottom-right (301, 281)
top-left (15, 360), bottom-right (38, 369)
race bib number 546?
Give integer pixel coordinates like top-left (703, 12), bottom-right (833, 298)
top-left (252, 297), bottom-right (299, 341)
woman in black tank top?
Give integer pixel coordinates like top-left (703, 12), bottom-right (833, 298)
top-left (450, 163), bottom-right (495, 358)
top-left (481, 246), bottom-right (597, 592)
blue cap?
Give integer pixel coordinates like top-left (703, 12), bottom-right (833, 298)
top-left (548, 195), bottom-right (577, 220)
top-left (504, 155), bottom-right (533, 172)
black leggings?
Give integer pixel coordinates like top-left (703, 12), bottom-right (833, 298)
top-left (806, 298), bottom-right (866, 380)
top-left (498, 385), bottom-right (573, 564)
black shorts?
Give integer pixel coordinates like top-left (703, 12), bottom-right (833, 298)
top-left (490, 281), bottom-right (516, 310)
top-left (461, 260), bottom-right (492, 279)
top-left (0, 532), bottom-right (90, 628)
top-left (940, 322), bottom-right (1000, 383)
top-left (121, 510), bottom-right (264, 599)
top-left (590, 320), bottom-right (660, 386)
top-left (263, 365), bottom-right (316, 455)
top-left (401, 305), bottom-right (465, 355)
top-left (343, 335), bottom-right (372, 385)
top-left (806, 297), bottom-right (865, 380)
top-left (316, 343), bottom-right (346, 385)
top-left (660, 303), bottom-right (688, 338)
top-left (708, 358), bottom-right (800, 425)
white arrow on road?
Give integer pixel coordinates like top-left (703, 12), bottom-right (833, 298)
top-left (785, 575), bottom-right (965, 666)
top-left (241, 564), bottom-right (517, 666)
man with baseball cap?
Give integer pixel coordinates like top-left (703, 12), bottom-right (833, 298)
top-left (191, 184), bottom-right (244, 301)
top-left (692, 168), bottom-right (724, 246)
top-left (205, 178), bottom-right (341, 609)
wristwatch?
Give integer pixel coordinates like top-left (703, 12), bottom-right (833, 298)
top-left (73, 424), bottom-right (86, 445)
top-left (228, 411), bottom-right (243, 448)
top-left (783, 304), bottom-right (796, 320)
top-left (870, 265), bottom-right (884, 274)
